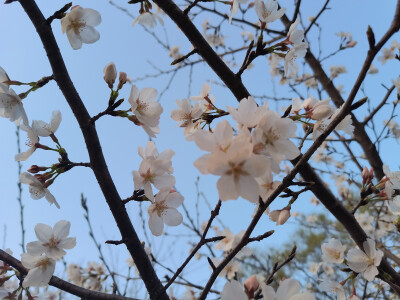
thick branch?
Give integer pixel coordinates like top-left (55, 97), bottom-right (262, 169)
top-left (18, 1), bottom-right (167, 299)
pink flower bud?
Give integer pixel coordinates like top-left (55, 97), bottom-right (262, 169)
top-left (346, 40), bottom-right (357, 48)
top-left (269, 206), bottom-right (291, 225)
top-left (103, 62), bottom-right (117, 89)
top-left (118, 72), bottom-right (128, 89)
top-left (244, 275), bottom-right (259, 298)
top-left (311, 105), bottom-right (333, 120)
top-left (27, 165), bottom-right (47, 174)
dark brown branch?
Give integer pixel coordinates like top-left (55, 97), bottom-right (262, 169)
top-left (247, 230), bottom-right (274, 243)
top-left (0, 249), bottom-right (137, 300)
top-left (171, 48), bottom-right (198, 65)
top-left (18, 1), bottom-right (168, 299)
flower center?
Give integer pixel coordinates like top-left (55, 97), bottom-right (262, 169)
top-left (71, 20), bottom-right (86, 34)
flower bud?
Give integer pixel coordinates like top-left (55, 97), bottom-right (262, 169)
top-left (27, 165), bottom-right (47, 174)
top-left (244, 275), bottom-right (259, 298)
top-left (269, 206), bottom-right (291, 225)
top-left (362, 166), bottom-right (374, 185)
top-left (311, 105), bottom-right (333, 120)
top-left (103, 62), bottom-right (117, 89)
top-left (117, 72), bottom-right (128, 90)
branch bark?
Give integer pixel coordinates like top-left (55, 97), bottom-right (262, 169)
top-left (17, 1), bottom-right (168, 299)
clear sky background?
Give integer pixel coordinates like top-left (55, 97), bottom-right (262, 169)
top-left (0, 0), bottom-right (400, 298)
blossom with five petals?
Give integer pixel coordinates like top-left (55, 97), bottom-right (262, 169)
top-left (61, 6), bottom-right (102, 50)
top-left (26, 220), bottom-right (76, 260)
top-left (19, 172), bottom-right (60, 208)
top-left (347, 238), bottom-right (383, 282)
top-left (21, 253), bottom-right (56, 288)
top-left (147, 187), bottom-right (184, 236)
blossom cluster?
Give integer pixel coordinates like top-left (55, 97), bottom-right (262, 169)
top-left (133, 141), bottom-right (184, 236)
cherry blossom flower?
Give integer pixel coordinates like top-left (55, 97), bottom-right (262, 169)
top-left (261, 278), bottom-right (316, 300)
top-left (221, 280), bottom-right (247, 300)
top-left (137, 141), bottom-right (174, 173)
top-left (214, 228), bottom-right (235, 251)
top-left (256, 172), bottom-right (281, 202)
top-left (0, 67), bottom-right (10, 86)
top-left (0, 83), bottom-right (28, 125)
top-left (347, 238), bottom-right (383, 282)
top-left (67, 264), bottom-right (83, 285)
top-left (321, 238), bottom-right (346, 264)
top-left (287, 19), bottom-right (304, 45)
top-left (312, 106), bottom-right (354, 140)
top-left (171, 98), bottom-right (204, 136)
top-left (382, 164), bottom-right (400, 199)
top-left (190, 82), bottom-right (215, 112)
top-left (226, 96), bottom-right (266, 129)
top-left (318, 280), bottom-right (345, 300)
top-left (19, 172), bottom-right (60, 208)
top-left (201, 134), bottom-right (268, 202)
top-left (61, 6), bottom-right (101, 50)
top-left (31, 110), bottom-right (62, 138)
top-left (330, 65), bottom-right (347, 78)
top-left (252, 110), bottom-right (300, 162)
top-left (132, 11), bottom-right (164, 28)
top-left (254, 0), bottom-right (286, 26)
top-left (21, 253), bottom-right (56, 288)
top-left (229, 0), bottom-right (249, 24)
top-left (302, 96), bottom-right (334, 120)
top-left (26, 220), bottom-right (76, 260)
top-left (147, 187), bottom-right (184, 236)
top-left (211, 258), bottom-right (239, 279)
top-left (128, 85), bottom-right (163, 137)
top-left (387, 195), bottom-right (400, 215)
top-left (284, 42), bottom-right (308, 77)
top-left (392, 76), bottom-right (400, 94)
top-left (133, 159), bottom-right (176, 201)
top-left (15, 124), bottom-right (39, 161)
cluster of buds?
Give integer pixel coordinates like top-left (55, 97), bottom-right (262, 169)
top-left (103, 62), bottom-right (128, 90)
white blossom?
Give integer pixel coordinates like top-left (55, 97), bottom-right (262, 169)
top-left (147, 187), bottom-right (184, 236)
top-left (261, 278), bottom-right (316, 300)
top-left (61, 6), bottom-right (101, 50)
top-left (221, 280), bottom-right (247, 300)
top-left (32, 110), bottom-right (62, 137)
top-left (26, 220), bottom-right (76, 260)
top-left (0, 83), bottom-right (28, 125)
top-left (128, 85), bottom-right (163, 137)
top-left (103, 62), bottom-right (117, 88)
top-left (284, 42), bottom-right (308, 77)
top-left (321, 238), bottom-right (346, 264)
top-left (254, 0), bottom-right (286, 25)
top-left (347, 238), bottom-right (383, 282)
top-left (21, 253), bottom-right (56, 288)
top-left (15, 124), bottom-right (39, 161)
top-left (252, 110), bottom-right (300, 162)
top-left (318, 280), bottom-right (346, 300)
top-left (19, 172), bottom-right (60, 208)
top-left (132, 11), bottom-right (164, 28)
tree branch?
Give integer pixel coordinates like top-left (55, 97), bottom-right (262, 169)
top-left (17, 1), bottom-right (168, 299)
top-left (0, 249), bottom-right (137, 300)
